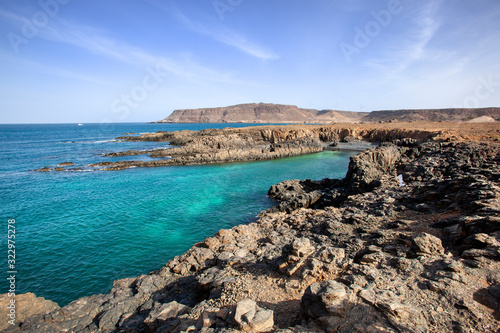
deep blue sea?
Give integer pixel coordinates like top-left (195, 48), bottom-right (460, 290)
top-left (0, 123), bottom-right (354, 306)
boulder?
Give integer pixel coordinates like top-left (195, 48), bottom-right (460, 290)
top-left (144, 301), bottom-right (189, 330)
top-left (290, 237), bottom-right (314, 258)
top-left (413, 232), bottom-right (445, 256)
top-left (300, 280), bottom-right (352, 319)
top-left (345, 144), bottom-right (402, 192)
top-left (232, 298), bottom-right (274, 332)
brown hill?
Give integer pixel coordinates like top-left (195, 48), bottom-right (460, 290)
top-left (155, 104), bottom-right (500, 124)
top-left (364, 107), bottom-right (500, 122)
top-left (156, 103), bottom-right (368, 123)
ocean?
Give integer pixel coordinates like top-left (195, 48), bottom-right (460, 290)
top-left (0, 123), bottom-right (354, 306)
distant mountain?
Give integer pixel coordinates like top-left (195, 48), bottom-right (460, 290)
top-left (154, 104), bottom-right (500, 124)
top-left (155, 103), bottom-right (368, 123)
top-left (364, 108), bottom-right (500, 123)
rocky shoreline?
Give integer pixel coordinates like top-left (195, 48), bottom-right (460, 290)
top-left (8, 137), bottom-right (500, 332)
top-left (36, 122), bottom-right (500, 172)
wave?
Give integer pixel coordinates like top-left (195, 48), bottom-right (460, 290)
top-left (59, 140), bottom-right (118, 144)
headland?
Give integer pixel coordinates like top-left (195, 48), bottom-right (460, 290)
top-left (36, 122), bottom-right (500, 172)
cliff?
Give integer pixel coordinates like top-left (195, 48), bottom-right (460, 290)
top-left (155, 103), bottom-right (500, 124)
top-left (36, 122), bottom-right (500, 172)
top-left (13, 139), bottom-right (500, 332)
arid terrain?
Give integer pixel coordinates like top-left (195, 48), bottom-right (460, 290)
top-left (10, 121), bottom-right (500, 333)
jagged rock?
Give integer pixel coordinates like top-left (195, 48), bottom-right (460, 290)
top-left (231, 298), bottom-right (274, 332)
top-left (0, 293), bottom-right (59, 331)
top-left (413, 232), bottom-right (445, 256)
top-left (358, 289), bottom-right (428, 333)
top-left (290, 237), bottom-right (314, 258)
top-left (345, 144), bottom-right (402, 192)
top-left (21, 294), bottom-right (108, 333)
top-left (268, 178), bottom-right (339, 212)
top-left (144, 301), bottom-right (189, 330)
top-left (300, 280), bottom-right (353, 319)
top-left (55, 123), bottom-right (449, 171)
top-left (375, 298), bottom-right (427, 333)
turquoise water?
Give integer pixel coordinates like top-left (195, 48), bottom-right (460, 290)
top-left (0, 123), bottom-right (353, 306)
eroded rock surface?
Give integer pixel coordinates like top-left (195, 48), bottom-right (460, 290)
top-left (36, 123), bottom-right (448, 171)
top-left (17, 140), bottom-right (500, 332)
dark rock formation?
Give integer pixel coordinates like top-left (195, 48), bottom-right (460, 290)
top-left (37, 122), bottom-right (500, 172)
top-left (267, 143), bottom-right (402, 212)
top-left (79, 125), bottom-right (439, 171)
top-left (17, 139), bottom-right (500, 332)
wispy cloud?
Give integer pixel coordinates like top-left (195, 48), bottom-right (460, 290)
top-left (363, 1), bottom-right (442, 73)
top-left (398, 1), bottom-right (441, 69)
top-left (0, 52), bottom-right (116, 86)
top-left (41, 23), bottom-right (136, 64)
top-left (131, 50), bottom-right (265, 87)
top-left (1, 9), bottom-right (259, 87)
top-left (156, 2), bottom-right (279, 60)
top-left (0, 8), bottom-right (23, 24)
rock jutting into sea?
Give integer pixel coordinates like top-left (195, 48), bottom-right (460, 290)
top-left (35, 122), bottom-right (500, 172)
top-left (12, 137), bottom-right (500, 332)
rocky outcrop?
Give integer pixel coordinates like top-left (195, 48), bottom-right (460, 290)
top-left (36, 122), bottom-right (500, 172)
top-left (17, 140), bottom-right (500, 332)
top-left (0, 293), bottom-right (59, 332)
top-left (266, 143), bottom-right (403, 212)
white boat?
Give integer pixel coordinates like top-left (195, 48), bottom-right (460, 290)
top-left (78, 123), bottom-right (83, 126)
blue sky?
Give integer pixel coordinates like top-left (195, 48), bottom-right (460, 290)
top-left (1, 0), bottom-right (499, 123)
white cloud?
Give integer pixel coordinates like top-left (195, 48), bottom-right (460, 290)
top-left (399, 1), bottom-right (441, 69)
top-left (42, 24), bottom-right (136, 64)
top-left (1, 9), bottom-right (261, 87)
top-left (156, 3), bottom-right (279, 60)
top-left (363, 1), bottom-right (442, 73)
top-left (0, 51), bottom-right (116, 86)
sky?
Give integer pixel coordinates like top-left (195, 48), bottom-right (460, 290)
top-left (0, 0), bottom-right (499, 123)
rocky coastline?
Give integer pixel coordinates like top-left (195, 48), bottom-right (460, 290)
top-left (9, 136), bottom-right (500, 332)
top-left (35, 122), bottom-right (500, 172)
